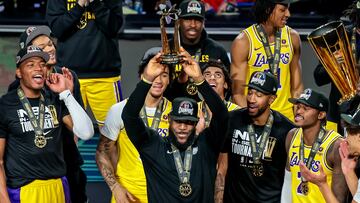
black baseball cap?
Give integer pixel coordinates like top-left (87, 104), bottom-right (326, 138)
top-left (170, 97), bottom-right (199, 122)
top-left (16, 45), bottom-right (50, 68)
top-left (288, 88), bottom-right (329, 112)
top-left (247, 71), bottom-right (278, 95)
top-left (179, 0), bottom-right (205, 20)
top-left (19, 26), bottom-right (51, 49)
top-left (341, 109), bottom-right (360, 126)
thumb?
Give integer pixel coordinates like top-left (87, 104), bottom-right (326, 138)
top-left (126, 192), bottom-right (136, 202)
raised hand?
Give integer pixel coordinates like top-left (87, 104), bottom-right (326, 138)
top-left (179, 47), bottom-right (204, 83)
top-left (142, 53), bottom-right (167, 82)
top-left (46, 73), bottom-right (67, 93)
top-left (299, 161), bottom-right (327, 187)
top-left (339, 140), bottom-right (357, 174)
top-left (61, 67), bottom-right (74, 93)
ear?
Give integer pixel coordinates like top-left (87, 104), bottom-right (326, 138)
top-left (268, 95), bottom-right (277, 105)
top-left (15, 68), bottom-right (22, 79)
top-left (224, 82), bottom-right (228, 90)
top-left (318, 111), bottom-right (326, 120)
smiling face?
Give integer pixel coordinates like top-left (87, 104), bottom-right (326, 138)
top-left (203, 66), bottom-right (227, 99)
top-left (268, 4), bottom-right (290, 28)
top-left (180, 17), bottom-right (204, 45)
top-left (293, 103), bottom-right (325, 128)
top-left (31, 35), bottom-right (56, 66)
top-left (247, 88), bottom-right (275, 118)
top-left (170, 119), bottom-right (196, 144)
top-left (147, 65), bottom-right (170, 99)
top-left (16, 56), bottom-right (47, 97)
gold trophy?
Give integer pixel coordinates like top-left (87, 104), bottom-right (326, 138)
top-left (308, 21), bottom-right (359, 104)
top-left (157, 1), bottom-right (182, 65)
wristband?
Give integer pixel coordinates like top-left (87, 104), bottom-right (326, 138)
top-left (141, 76), bottom-right (153, 84)
top-left (194, 79), bottom-right (205, 86)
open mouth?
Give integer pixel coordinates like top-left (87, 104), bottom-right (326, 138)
top-left (33, 74), bottom-right (44, 83)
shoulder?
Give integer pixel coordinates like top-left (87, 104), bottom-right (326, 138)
top-left (0, 90), bottom-right (20, 106)
top-left (288, 27), bottom-right (301, 45)
top-left (229, 108), bottom-right (248, 119)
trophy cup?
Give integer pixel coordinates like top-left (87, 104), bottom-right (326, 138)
top-left (157, 1), bottom-right (182, 65)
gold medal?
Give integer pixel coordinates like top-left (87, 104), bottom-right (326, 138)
top-left (186, 82), bottom-right (198, 95)
top-left (179, 183), bottom-right (192, 197)
top-left (300, 182), bottom-right (309, 195)
top-left (252, 164), bottom-right (264, 177)
top-left (34, 135), bottom-right (47, 148)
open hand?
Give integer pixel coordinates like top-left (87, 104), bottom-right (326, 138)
top-left (299, 161), bottom-right (327, 187)
top-left (339, 140), bottom-right (357, 174)
top-left (179, 47), bottom-right (204, 83)
top-left (142, 52), bottom-right (167, 82)
top-left (46, 73), bottom-right (67, 93)
top-left (61, 67), bottom-right (74, 93)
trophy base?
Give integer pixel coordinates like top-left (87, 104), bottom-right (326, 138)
top-left (160, 54), bottom-right (182, 65)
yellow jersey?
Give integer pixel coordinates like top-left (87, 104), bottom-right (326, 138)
top-left (243, 25), bottom-right (294, 121)
top-left (102, 98), bottom-right (172, 203)
top-left (288, 128), bottom-right (341, 203)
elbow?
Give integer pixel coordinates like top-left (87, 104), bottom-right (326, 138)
top-left (74, 125), bottom-right (94, 141)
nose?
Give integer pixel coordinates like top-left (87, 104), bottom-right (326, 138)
top-left (248, 94), bottom-right (256, 103)
top-left (285, 8), bottom-right (290, 18)
top-left (179, 123), bottom-right (187, 130)
top-left (189, 19), bottom-right (196, 27)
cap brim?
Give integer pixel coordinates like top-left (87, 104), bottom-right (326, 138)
top-left (26, 26), bottom-right (51, 45)
top-left (17, 52), bottom-right (50, 67)
top-left (341, 113), bottom-right (357, 126)
top-left (179, 14), bottom-right (205, 19)
top-left (170, 115), bottom-right (199, 122)
top-left (247, 84), bottom-right (272, 95)
top-left (288, 98), bottom-right (320, 110)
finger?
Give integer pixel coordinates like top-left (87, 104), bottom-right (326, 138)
top-left (126, 192), bottom-right (136, 202)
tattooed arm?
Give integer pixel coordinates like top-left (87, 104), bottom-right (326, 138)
top-left (96, 135), bottom-right (135, 202)
top-left (329, 139), bottom-right (348, 203)
top-left (215, 153), bottom-right (228, 203)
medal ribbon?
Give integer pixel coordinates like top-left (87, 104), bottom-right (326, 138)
top-left (140, 98), bottom-right (164, 131)
top-left (248, 112), bottom-right (274, 165)
top-left (171, 144), bottom-right (193, 184)
top-left (255, 24), bottom-right (282, 79)
top-left (17, 88), bottom-right (46, 143)
top-left (299, 127), bottom-right (327, 182)
top-left (202, 100), bottom-right (229, 127)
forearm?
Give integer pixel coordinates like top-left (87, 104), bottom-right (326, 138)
top-left (232, 93), bottom-right (246, 108)
top-left (89, 0), bottom-right (124, 37)
top-left (95, 137), bottom-right (119, 191)
top-left (215, 153), bottom-right (228, 203)
top-left (345, 171), bottom-right (359, 196)
top-left (318, 183), bottom-right (339, 203)
top-left (60, 90), bottom-right (94, 140)
top-left (0, 164), bottom-right (10, 203)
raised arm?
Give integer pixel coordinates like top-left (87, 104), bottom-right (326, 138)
top-left (339, 141), bottom-right (359, 196)
top-left (122, 53), bottom-right (166, 148)
top-left (46, 0), bottom-right (87, 39)
top-left (0, 138), bottom-right (10, 203)
top-left (289, 29), bottom-right (303, 98)
top-left (88, 0), bottom-right (124, 37)
top-left (231, 32), bottom-right (250, 108)
top-left (180, 47), bottom-right (229, 152)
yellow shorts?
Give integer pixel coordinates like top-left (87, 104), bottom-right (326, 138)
top-left (7, 177), bottom-right (70, 203)
top-left (79, 76), bottom-right (123, 126)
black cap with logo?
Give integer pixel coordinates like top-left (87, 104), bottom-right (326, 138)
top-left (19, 26), bottom-right (51, 49)
top-left (269, 0), bottom-right (292, 4)
top-left (179, 0), bottom-right (205, 19)
top-left (170, 97), bottom-right (199, 122)
top-left (16, 45), bottom-right (50, 68)
top-left (247, 71), bottom-right (278, 95)
top-left (288, 88), bottom-right (329, 112)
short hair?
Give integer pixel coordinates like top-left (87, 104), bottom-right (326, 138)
top-left (201, 59), bottom-right (232, 97)
top-left (343, 1), bottom-right (360, 28)
top-left (344, 122), bottom-right (360, 135)
top-left (137, 52), bottom-right (172, 81)
top-left (253, 0), bottom-right (277, 24)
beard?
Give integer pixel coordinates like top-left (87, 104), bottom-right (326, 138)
top-left (249, 105), bottom-right (268, 118)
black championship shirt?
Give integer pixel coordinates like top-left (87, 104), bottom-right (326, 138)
top-left (0, 89), bottom-right (68, 188)
top-left (223, 108), bottom-right (294, 203)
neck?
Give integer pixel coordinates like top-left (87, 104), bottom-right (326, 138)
top-left (145, 94), bottom-right (163, 108)
top-left (19, 83), bottom-right (41, 98)
top-left (302, 122), bottom-right (322, 146)
top-left (252, 108), bottom-right (271, 126)
top-left (260, 22), bottom-right (278, 37)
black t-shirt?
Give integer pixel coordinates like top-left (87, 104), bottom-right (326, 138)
top-left (122, 80), bottom-right (228, 203)
top-left (223, 109), bottom-right (295, 203)
top-left (0, 89), bottom-right (68, 188)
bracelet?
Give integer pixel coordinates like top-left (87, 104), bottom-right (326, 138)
top-left (141, 76), bottom-right (153, 84)
top-left (194, 79), bottom-right (205, 86)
